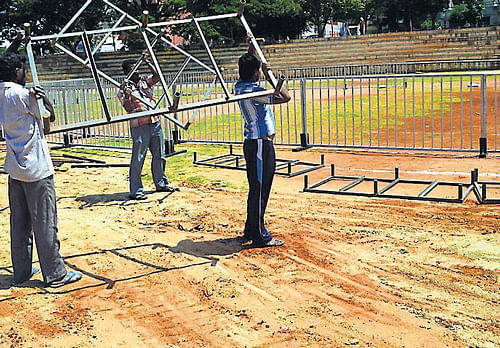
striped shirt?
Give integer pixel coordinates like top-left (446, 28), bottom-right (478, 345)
top-left (234, 80), bottom-right (275, 140)
top-left (117, 75), bottom-right (160, 128)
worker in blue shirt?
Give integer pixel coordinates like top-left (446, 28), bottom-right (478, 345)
top-left (233, 40), bottom-right (291, 247)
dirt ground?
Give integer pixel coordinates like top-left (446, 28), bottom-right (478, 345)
top-left (0, 144), bottom-right (498, 347)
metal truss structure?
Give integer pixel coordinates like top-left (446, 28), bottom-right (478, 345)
top-left (193, 145), bottom-right (325, 178)
top-left (303, 166), bottom-right (499, 204)
top-left (23, 0), bottom-right (283, 134)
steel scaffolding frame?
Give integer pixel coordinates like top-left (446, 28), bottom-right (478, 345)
top-left (193, 145), bottom-right (325, 178)
top-left (24, 0), bottom-right (280, 134)
top-left (303, 166), bottom-right (499, 204)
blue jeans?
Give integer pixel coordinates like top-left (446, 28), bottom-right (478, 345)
top-left (129, 122), bottom-right (169, 196)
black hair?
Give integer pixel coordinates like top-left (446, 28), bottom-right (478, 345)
top-left (238, 53), bottom-right (261, 82)
top-left (0, 52), bottom-right (26, 82)
top-left (122, 58), bottom-right (136, 74)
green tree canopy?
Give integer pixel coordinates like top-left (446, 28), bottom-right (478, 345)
top-left (301, 0), bottom-right (364, 37)
top-left (449, 0), bottom-right (485, 28)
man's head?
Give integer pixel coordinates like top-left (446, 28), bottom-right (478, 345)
top-left (122, 58), bottom-right (140, 83)
top-left (238, 53), bottom-right (261, 82)
top-left (0, 52), bottom-right (27, 85)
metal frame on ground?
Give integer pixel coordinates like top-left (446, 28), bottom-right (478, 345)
top-left (193, 145), bottom-right (325, 178)
top-left (303, 165), bottom-right (499, 204)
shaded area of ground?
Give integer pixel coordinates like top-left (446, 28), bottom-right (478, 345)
top-left (0, 145), bottom-right (498, 347)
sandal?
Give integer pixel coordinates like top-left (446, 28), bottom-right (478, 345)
top-left (48, 270), bottom-right (82, 288)
top-left (12, 266), bottom-right (41, 285)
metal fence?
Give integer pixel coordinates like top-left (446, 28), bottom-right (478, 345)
top-left (35, 71), bottom-right (500, 154)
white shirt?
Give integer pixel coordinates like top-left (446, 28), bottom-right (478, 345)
top-left (0, 81), bottom-right (54, 182)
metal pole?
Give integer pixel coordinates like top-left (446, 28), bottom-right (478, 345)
top-left (101, 0), bottom-right (216, 74)
top-left (239, 14), bottom-right (278, 87)
top-left (299, 78), bottom-right (309, 148)
top-left (23, 23), bottom-right (50, 121)
top-left (59, 0), bottom-right (94, 38)
top-left (479, 74), bottom-right (487, 157)
top-left (139, 28), bottom-right (173, 106)
top-left (81, 32), bottom-right (111, 122)
top-left (192, 18), bottom-right (230, 99)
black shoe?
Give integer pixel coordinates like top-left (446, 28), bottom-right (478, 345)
top-left (236, 235), bottom-right (252, 244)
top-left (129, 192), bottom-right (147, 200)
top-left (156, 185), bottom-right (179, 193)
top-left (251, 238), bottom-right (285, 248)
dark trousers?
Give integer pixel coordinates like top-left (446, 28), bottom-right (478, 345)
top-left (243, 139), bottom-right (275, 243)
top-left (8, 175), bottom-right (67, 284)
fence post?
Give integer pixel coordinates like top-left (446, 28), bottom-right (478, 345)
top-left (293, 78), bottom-right (313, 152)
top-left (479, 74), bottom-right (487, 158)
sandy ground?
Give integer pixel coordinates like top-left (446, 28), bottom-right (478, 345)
top-left (0, 144), bottom-right (498, 347)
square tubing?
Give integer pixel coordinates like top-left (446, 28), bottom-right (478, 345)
top-left (58, 0), bottom-right (94, 39)
top-left (339, 176), bottom-right (366, 192)
top-left (140, 29), bottom-right (173, 107)
top-left (239, 14), bottom-right (277, 87)
top-left (192, 18), bottom-right (230, 99)
top-left (479, 74), bottom-right (487, 157)
top-left (89, 13), bottom-right (127, 59)
top-left (418, 181), bottom-right (438, 197)
top-left (123, 28), bottom-right (164, 86)
top-left (378, 179), bottom-right (400, 195)
top-left (155, 56), bottom-right (192, 109)
top-left (81, 32), bottom-right (111, 122)
top-left (24, 23), bottom-right (48, 122)
top-left (101, 0), bottom-right (216, 74)
top-left (53, 42), bottom-right (185, 129)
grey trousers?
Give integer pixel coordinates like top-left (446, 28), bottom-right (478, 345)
top-left (8, 175), bottom-right (67, 284)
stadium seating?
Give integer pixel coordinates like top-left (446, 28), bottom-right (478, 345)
top-left (33, 26), bottom-right (500, 81)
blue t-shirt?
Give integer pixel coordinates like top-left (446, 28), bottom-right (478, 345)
top-left (234, 80), bottom-right (276, 140)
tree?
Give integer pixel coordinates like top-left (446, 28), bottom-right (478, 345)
top-left (449, 0), bottom-right (484, 28)
top-left (2, 0), bottom-right (108, 53)
top-left (367, 0), bottom-right (447, 32)
top-left (184, 0), bottom-right (306, 44)
top-left (301, 0), bottom-right (363, 37)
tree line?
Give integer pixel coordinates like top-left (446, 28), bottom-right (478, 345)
top-left (0, 0), bottom-right (486, 53)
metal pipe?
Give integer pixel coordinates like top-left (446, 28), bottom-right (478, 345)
top-left (58, 0), bottom-right (94, 38)
top-left (101, 0), bottom-right (216, 74)
top-left (48, 88), bottom-right (276, 134)
top-left (171, 91), bottom-right (181, 112)
top-left (89, 13), bottom-right (127, 59)
top-left (238, 1), bottom-right (246, 17)
top-left (139, 29), bottom-right (173, 106)
top-left (274, 75), bottom-right (285, 94)
top-left (239, 15), bottom-right (277, 87)
top-left (142, 10), bottom-right (149, 28)
top-left (81, 32), bottom-right (111, 122)
top-left (23, 23), bottom-right (51, 121)
top-left (192, 18), bottom-right (230, 99)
